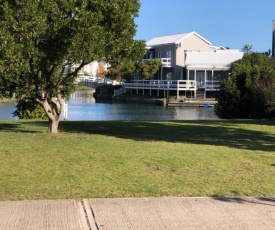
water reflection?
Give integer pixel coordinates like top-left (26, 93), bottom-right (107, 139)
top-left (0, 102), bottom-right (17, 120)
top-left (67, 90), bottom-right (218, 120)
top-left (0, 90), bottom-right (219, 120)
top-left (70, 90), bottom-right (95, 103)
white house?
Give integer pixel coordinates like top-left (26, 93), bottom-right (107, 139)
top-left (124, 32), bottom-right (244, 99)
top-left (64, 60), bottom-right (110, 82)
top-left (185, 50), bottom-right (243, 97)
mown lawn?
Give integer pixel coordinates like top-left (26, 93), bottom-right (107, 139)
top-left (0, 119), bottom-right (275, 200)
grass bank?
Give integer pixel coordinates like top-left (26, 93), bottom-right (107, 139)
top-left (0, 98), bottom-right (15, 103)
top-left (74, 85), bottom-right (94, 91)
top-left (0, 119), bottom-right (275, 200)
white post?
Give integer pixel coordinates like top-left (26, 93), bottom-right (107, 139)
top-left (204, 70), bottom-right (206, 88)
top-left (63, 101), bottom-right (68, 120)
top-left (177, 81), bottom-right (179, 99)
top-left (194, 70), bottom-right (197, 98)
top-left (143, 80), bottom-right (144, 95)
top-left (212, 70), bottom-right (214, 89)
top-left (194, 70), bottom-right (197, 87)
top-left (204, 70), bottom-right (207, 99)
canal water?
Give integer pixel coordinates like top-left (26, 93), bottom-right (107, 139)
top-left (0, 90), bottom-right (218, 120)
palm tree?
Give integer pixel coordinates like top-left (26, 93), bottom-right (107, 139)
top-left (242, 44), bottom-right (253, 53)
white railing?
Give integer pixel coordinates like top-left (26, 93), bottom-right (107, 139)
top-left (113, 86), bottom-right (126, 97)
top-left (123, 80), bottom-right (196, 91)
top-left (142, 58), bottom-right (172, 67)
top-left (160, 58), bottom-right (172, 67)
top-left (205, 80), bottom-right (220, 90)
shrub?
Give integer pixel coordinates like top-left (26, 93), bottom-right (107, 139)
top-left (215, 53), bottom-right (275, 118)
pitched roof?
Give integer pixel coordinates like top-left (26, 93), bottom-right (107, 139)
top-left (185, 50), bottom-right (244, 69)
top-left (146, 31), bottom-right (212, 47)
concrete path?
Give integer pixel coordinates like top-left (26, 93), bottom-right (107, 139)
top-left (0, 197), bottom-right (275, 230)
top-left (0, 199), bottom-right (89, 230)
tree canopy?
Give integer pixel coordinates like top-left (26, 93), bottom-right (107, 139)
top-left (118, 59), bottom-right (162, 81)
top-left (241, 44), bottom-right (253, 54)
top-left (215, 53), bottom-right (275, 118)
top-left (0, 0), bottom-right (144, 133)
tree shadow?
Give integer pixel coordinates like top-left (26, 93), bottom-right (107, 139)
top-left (0, 121), bottom-right (46, 133)
top-left (212, 197), bottom-right (275, 206)
top-left (1, 119), bottom-right (275, 152)
top-left (57, 120), bottom-right (275, 152)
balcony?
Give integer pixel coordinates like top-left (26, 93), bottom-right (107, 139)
top-left (142, 58), bottom-right (172, 68)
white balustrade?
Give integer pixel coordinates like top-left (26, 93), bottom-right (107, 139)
top-left (123, 80), bottom-right (197, 91)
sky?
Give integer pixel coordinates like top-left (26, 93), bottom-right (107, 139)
top-left (134, 0), bottom-right (275, 52)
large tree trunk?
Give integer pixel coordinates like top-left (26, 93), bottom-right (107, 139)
top-left (48, 118), bottom-right (59, 134)
top-left (39, 98), bottom-right (62, 134)
top-left (36, 87), bottom-right (65, 134)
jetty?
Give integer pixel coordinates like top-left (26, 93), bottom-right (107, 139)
top-left (167, 98), bottom-right (217, 107)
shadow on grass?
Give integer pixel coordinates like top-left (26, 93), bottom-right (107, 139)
top-left (212, 197), bottom-right (275, 206)
top-left (56, 119), bottom-right (275, 152)
top-left (1, 119), bottom-right (275, 152)
top-left (0, 121), bottom-right (47, 133)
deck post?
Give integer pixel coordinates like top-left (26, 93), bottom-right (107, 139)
top-left (194, 70), bottom-right (197, 87)
top-left (211, 69), bottom-right (214, 89)
top-left (63, 101), bottom-right (68, 120)
top-left (177, 81), bottom-right (179, 99)
top-left (143, 81), bottom-right (144, 95)
top-left (204, 70), bottom-right (207, 99)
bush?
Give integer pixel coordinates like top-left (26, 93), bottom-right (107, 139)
top-left (95, 85), bottom-right (122, 94)
top-left (14, 98), bottom-right (47, 119)
top-left (215, 53), bottom-right (275, 118)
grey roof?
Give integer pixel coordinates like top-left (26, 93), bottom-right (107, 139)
top-left (146, 31), bottom-right (211, 47)
top-left (185, 50), bottom-right (244, 69)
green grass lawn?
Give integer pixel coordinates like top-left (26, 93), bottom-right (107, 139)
top-left (0, 119), bottom-right (275, 200)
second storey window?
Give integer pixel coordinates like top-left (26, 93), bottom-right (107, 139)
top-left (166, 51), bottom-right (172, 58)
top-left (166, 51), bottom-right (173, 65)
top-left (157, 51), bottom-right (162, 58)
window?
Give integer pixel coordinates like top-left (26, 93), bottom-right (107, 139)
top-left (166, 72), bottom-right (173, 80)
top-left (157, 51), bottom-right (162, 58)
top-left (147, 52), bottom-right (153, 59)
top-left (166, 51), bottom-right (173, 65)
top-left (166, 51), bottom-right (172, 58)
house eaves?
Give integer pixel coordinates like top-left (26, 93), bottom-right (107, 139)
top-left (146, 31), bottom-right (212, 48)
top-left (185, 51), bottom-right (244, 70)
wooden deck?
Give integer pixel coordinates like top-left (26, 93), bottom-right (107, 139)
top-left (122, 80), bottom-right (197, 98)
top-left (115, 80), bottom-right (220, 99)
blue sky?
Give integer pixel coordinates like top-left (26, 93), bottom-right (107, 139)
top-left (134, 0), bottom-right (275, 52)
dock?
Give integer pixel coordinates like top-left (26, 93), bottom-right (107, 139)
top-left (167, 98), bottom-right (217, 107)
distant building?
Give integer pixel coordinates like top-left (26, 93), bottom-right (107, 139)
top-left (144, 31), bottom-right (226, 81)
top-left (123, 31), bottom-right (244, 99)
top-left (273, 20), bottom-right (275, 57)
